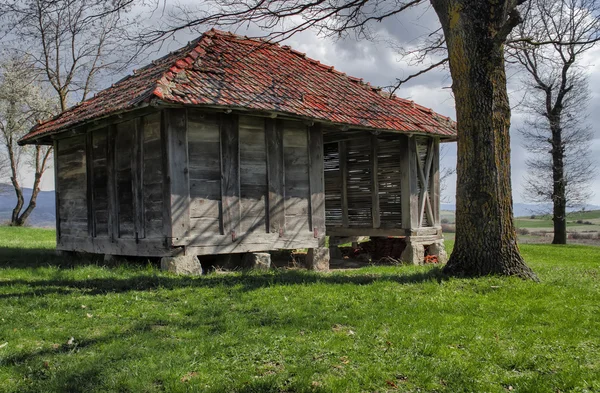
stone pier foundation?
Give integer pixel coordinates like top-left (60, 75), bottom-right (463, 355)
top-left (161, 255), bottom-right (203, 275)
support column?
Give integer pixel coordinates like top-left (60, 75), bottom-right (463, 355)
top-left (161, 255), bottom-right (203, 275)
top-left (242, 252), bottom-right (271, 270)
top-left (306, 238), bottom-right (330, 271)
top-left (400, 135), bottom-right (419, 230)
top-left (400, 236), bottom-right (447, 265)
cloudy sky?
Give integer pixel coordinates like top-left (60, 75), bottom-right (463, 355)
top-left (31, 1), bottom-right (600, 205)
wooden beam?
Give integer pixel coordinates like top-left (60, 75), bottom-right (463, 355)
top-left (371, 135), bottom-right (380, 228)
top-left (106, 124), bottom-right (119, 241)
top-left (165, 108), bottom-right (191, 242)
top-left (220, 113), bottom-right (240, 240)
top-left (400, 135), bottom-right (419, 229)
top-left (132, 117), bottom-right (145, 240)
top-left (415, 138), bottom-right (435, 227)
top-left (339, 140), bottom-right (349, 227)
top-left (53, 139), bottom-right (61, 242)
top-left (266, 118), bottom-right (285, 235)
top-left (85, 132), bottom-right (94, 237)
top-left (308, 123), bottom-right (325, 237)
top-left (160, 111), bottom-right (172, 241)
top-left (430, 138), bottom-right (441, 226)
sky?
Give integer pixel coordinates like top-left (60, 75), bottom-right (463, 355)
top-left (26, 1), bottom-right (600, 205)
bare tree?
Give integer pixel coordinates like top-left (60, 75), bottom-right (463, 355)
top-left (0, 55), bottom-right (55, 226)
top-left (507, 0), bottom-right (599, 244)
top-left (137, 0), bottom-right (538, 279)
top-left (0, 0), bottom-right (138, 111)
top-left (0, 0), bottom-right (140, 225)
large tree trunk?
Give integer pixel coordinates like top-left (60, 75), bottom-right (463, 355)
top-left (550, 121), bottom-right (567, 244)
top-left (432, 0), bottom-right (537, 279)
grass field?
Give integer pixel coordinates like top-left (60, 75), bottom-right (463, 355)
top-left (514, 210), bottom-right (600, 232)
top-left (1, 227), bottom-right (599, 392)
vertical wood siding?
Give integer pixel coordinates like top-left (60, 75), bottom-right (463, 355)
top-left (56, 135), bottom-right (88, 237)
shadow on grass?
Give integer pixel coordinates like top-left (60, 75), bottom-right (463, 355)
top-left (0, 247), bottom-right (447, 298)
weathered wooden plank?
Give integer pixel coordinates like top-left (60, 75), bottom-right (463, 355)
top-left (189, 217), bottom-right (222, 234)
top-left (266, 118), bottom-right (285, 234)
top-left (400, 135), bottom-right (419, 229)
top-left (187, 109), bottom-right (219, 132)
top-left (190, 198), bottom-right (221, 218)
top-left (53, 139), bottom-right (61, 240)
top-left (176, 229), bottom-right (317, 248)
top-left (115, 122), bottom-right (135, 238)
top-left (56, 135), bottom-right (88, 240)
top-left (430, 138), bottom-right (440, 226)
top-left (240, 214), bottom-right (267, 233)
top-left (91, 128), bottom-right (109, 239)
top-left (339, 141), bottom-right (349, 227)
top-left (415, 138), bottom-right (435, 228)
top-left (220, 113), bottom-right (240, 239)
top-left (308, 124), bottom-right (325, 237)
top-left (370, 134), bottom-right (380, 228)
top-left (160, 111), bottom-right (172, 240)
top-left (85, 132), bottom-right (95, 236)
top-left (189, 180), bottom-right (221, 200)
top-left (165, 108), bottom-right (191, 241)
top-left (142, 111), bottom-right (163, 223)
top-left (106, 125), bottom-right (118, 240)
top-left (133, 117), bottom-right (145, 239)
top-left (285, 214), bottom-right (310, 234)
top-left (57, 235), bottom-right (174, 257)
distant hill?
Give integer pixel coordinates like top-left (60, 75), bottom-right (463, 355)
top-left (0, 185), bottom-right (56, 228)
top-left (442, 203), bottom-right (600, 218)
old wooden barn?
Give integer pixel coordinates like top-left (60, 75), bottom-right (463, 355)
top-left (20, 30), bottom-right (456, 272)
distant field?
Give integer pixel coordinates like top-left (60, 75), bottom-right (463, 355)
top-left (1, 227), bottom-right (599, 392)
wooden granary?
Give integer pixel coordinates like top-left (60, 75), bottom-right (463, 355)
top-left (20, 30), bottom-right (456, 272)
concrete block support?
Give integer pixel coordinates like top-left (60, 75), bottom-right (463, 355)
top-left (400, 237), bottom-right (447, 265)
top-left (428, 240), bottom-right (448, 264)
top-left (242, 252), bottom-right (271, 270)
top-left (161, 255), bottom-right (203, 275)
top-left (305, 247), bottom-right (330, 271)
top-left (400, 240), bottom-right (426, 265)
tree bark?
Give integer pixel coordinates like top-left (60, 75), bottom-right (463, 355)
top-left (432, 0), bottom-right (538, 279)
top-left (550, 120), bottom-right (567, 244)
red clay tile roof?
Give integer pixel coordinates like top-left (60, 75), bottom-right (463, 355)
top-left (20, 29), bottom-right (456, 144)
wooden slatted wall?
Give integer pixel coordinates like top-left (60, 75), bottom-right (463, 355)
top-left (324, 142), bottom-right (343, 226)
top-left (283, 120), bottom-right (311, 235)
top-left (56, 135), bottom-right (88, 237)
top-left (188, 111), bottom-right (222, 235)
top-left (142, 113), bottom-right (165, 238)
top-left (239, 116), bottom-right (268, 234)
top-left (377, 137), bottom-right (403, 228)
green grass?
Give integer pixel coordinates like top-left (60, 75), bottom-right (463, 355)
top-left (1, 228), bottom-right (599, 392)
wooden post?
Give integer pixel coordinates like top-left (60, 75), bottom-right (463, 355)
top-left (165, 108), bottom-right (190, 242)
top-left (266, 118), bottom-right (285, 235)
top-left (160, 111), bottom-right (172, 241)
top-left (53, 139), bottom-right (61, 242)
top-left (415, 138), bottom-right (435, 227)
top-left (339, 140), bottom-right (349, 228)
top-left (371, 134), bottom-right (380, 228)
top-left (220, 113), bottom-right (240, 240)
top-left (430, 138), bottom-right (441, 226)
top-left (132, 117), bottom-right (145, 240)
top-left (308, 123), bottom-right (325, 237)
top-left (85, 131), bottom-right (94, 237)
top-left (106, 124), bottom-right (118, 240)
top-left (400, 135), bottom-right (419, 230)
